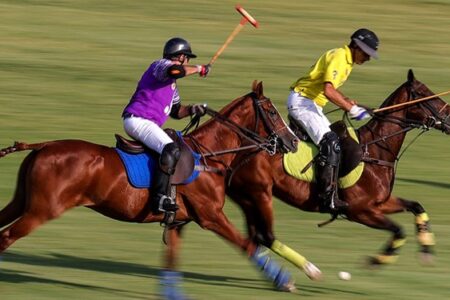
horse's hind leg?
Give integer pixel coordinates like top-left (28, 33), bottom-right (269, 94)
top-left (350, 210), bottom-right (406, 266)
top-left (0, 211), bottom-right (45, 252)
top-left (0, 153), bottom-right (34, 229)
top-left (0, 192), bottom-right (26, 230)
top-left (0, 195), bottom-right (69, 253)
top-left (380, 195), bottom-right (435, 264)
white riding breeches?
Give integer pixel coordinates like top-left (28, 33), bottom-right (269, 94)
top-left (287, 91), bottom-right (331, 145)
top-left (123, 116), bottom-right (173, 154)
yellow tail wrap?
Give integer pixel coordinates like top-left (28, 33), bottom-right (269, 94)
top-left (416, 213), bottom-right (430, 224)
top-left (418, 232), bottom-right (435, 246)
top-left (270, 240), bottom-right (307, 269)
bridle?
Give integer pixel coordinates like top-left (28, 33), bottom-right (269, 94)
top-left (184, 92), bottom-right (286, 158)
top-left (360, 81), bottom-right (449, 168)
top-left (411, 86), bottom-right (450, 132)
top-left (370, 82), bottom-right (450, 130)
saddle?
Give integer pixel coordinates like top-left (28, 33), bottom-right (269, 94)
top-left (115, 129), bottom-right (196, 185)
top-left (288, 118), bottom-right (363, 177)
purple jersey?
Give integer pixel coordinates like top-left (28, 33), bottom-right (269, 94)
top-left (122, 59), bottom-right (180, 126)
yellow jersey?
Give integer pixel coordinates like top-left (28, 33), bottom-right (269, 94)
top-left (290, 45), bottom-right (353, 107)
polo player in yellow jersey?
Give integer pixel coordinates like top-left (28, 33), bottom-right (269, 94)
top-left (287, 28), bottom-right (379, 213)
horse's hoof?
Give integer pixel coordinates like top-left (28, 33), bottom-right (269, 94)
top-left (419, 252), bottom-right (434, 266)
top-left (365, 256), bottom-right (383, 269)
top-left (303, 261), bottom-right (322, 281)
top-left (277, 280), bottom-right (297, 292)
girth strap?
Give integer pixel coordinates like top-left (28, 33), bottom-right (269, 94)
top-left (361, 156), bottom-right (395, 168)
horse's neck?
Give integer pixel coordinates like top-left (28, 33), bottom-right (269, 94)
top-left (360, 122), bottom-right (407, 160)
top-left (188, 100), bottom-right (257, 166)
top-left (360, 91), bottom-right (410, 161)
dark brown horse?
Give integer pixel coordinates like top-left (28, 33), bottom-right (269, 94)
top-left (227, 70), bottom-right (450, 268)
top-left (0, 82), bottom-right (299, 298)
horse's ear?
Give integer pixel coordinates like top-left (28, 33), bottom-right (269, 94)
top-left (256, 81), bottom-right (264, 98)
top-left (407, 69), bottom-right (415, 83)
top-left (252, 80), bottom-right (258, 93)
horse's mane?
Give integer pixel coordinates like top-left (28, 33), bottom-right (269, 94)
top-left (189, 82), bottom-right (262, 136)
top-left (377, 72), bottom-right (433, 111)
top-left (378, 81), bottom-right (410, 110)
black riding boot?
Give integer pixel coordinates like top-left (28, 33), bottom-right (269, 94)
top-left (316, 132), bottom-right (348, 213)
top-left (151, 143), bottom-right (180, 214)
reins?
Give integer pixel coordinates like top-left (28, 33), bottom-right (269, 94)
top-left (185, 94), bottom-right (280, 158)
top-left (357, 84), bottom-right (448, 169)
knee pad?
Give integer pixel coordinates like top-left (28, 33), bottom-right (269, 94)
top-left (318, 132), bottom-right (341, 166)
top-left (160, 143), bottom-right (181, 174)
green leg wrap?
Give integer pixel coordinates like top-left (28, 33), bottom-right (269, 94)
top-left (270, 240), bottom-right (307, 269)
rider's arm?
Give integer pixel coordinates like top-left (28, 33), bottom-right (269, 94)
top-left (323, 82), bottom-right (356, 111)
top-left (167, 65), bottom-right (208, 79)
top-left (169, 103), bottom-right (191, 119)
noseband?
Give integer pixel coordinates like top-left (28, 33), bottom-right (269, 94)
top-left (410, 86), bottom-right (450, 132)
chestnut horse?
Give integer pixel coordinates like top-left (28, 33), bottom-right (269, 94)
top-left (227, 70), bottom-right (450, 267)
top-left (0, 82), bottom-right (300, 297)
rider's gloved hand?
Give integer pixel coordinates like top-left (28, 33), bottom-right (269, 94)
top-left (349, 105), bottom-right (371, 120)
top-left (190, 103), bottom-right (207, 116)
top-left (197, 64), bottom-right (211, 77)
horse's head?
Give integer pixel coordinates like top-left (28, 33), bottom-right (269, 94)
top-left (406, 70), bottom-right (450, 134)
top-left (375, 70), bottom-right (450, 135)
top-left (251, 81), bottom-right (299, 153)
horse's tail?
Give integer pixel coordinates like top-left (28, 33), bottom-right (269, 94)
top-left (0, 141), bottom-right (48, 158)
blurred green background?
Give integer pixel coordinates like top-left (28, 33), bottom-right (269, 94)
top-left (0, 0), bottom-right (449, 299)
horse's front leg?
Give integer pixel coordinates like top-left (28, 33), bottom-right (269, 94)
top-left (231, 191), bottom-right (322, 282)
top-left (381, 195), bottom-right (435, 264)
top-left (184, 184), bottom-right (294, 292)
top-left (160, 226), bottom-right (189, 300)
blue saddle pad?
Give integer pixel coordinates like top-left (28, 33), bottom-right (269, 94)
top-left (115, 148), bottom-right (201, 189)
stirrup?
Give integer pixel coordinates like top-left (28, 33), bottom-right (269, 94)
top-left (158, 195), bottom-right (179, 213)
top-left (330, 197), bottom-right (348, 212)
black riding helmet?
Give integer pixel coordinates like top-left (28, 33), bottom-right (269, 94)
top-left (351, 28), bottom-right (379, 59)
top-left (163, 37), bottom-right (197, 59)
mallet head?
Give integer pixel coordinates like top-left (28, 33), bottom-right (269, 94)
top-left (235, 5), bottom-right (259, 28)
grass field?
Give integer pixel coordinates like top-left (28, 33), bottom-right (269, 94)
top-left (0, 1), bottom-right (449, 299)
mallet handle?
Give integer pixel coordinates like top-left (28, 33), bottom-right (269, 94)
top-left (373, 90), bottom-right (450, 113)
top-left (209, 22), bottom-right (245, 65)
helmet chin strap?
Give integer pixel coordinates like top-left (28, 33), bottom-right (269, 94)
top-left (172, 54), bottom-right (187, 65)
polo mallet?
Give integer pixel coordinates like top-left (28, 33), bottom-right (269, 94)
top-left (209, 5), bottom-right (259, 66)
top-left (373, 90), bottom-right (450, 113)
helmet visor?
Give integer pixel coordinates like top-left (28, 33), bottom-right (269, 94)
top-left (354, 39), bottom-right (378, 59)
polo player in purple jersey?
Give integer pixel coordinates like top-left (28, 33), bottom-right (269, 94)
top-left (122, 37), bottom-right (210, 215)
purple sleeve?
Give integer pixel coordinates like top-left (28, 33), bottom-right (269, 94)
top-left (152, 59), bottom-right (173, 82)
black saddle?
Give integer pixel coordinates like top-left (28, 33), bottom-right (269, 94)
top-left (115, 129), bottom-right (196, 185)
top-left (288, 118), bottom-right (363, 177)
